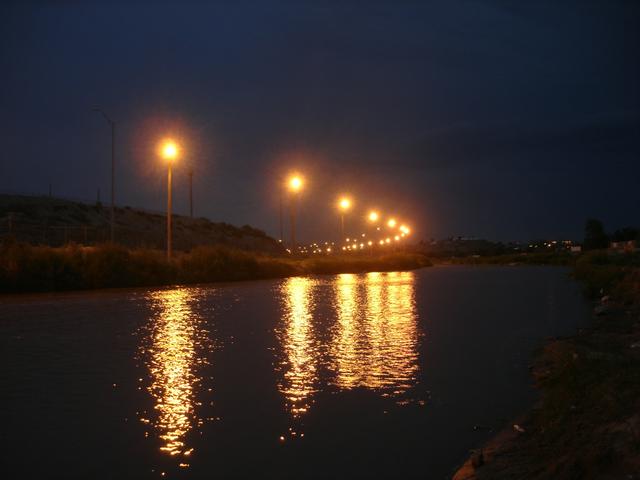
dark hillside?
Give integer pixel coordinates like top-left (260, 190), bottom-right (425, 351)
top-left (0, 194), bottom-right (281, 253)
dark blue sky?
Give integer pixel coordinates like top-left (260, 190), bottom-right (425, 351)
top-left (1, 0), bottom-right (638, 242)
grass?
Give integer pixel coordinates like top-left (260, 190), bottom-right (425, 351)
top-left (0, 240), bottom-right (432, 293)
top-left (572, 251), bottom-right (640, 303)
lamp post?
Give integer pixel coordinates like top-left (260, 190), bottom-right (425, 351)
top-left (287, 174), bottom-right (303, 252)
top-left (367, 210), bottom-right (379, 245)
top-left (92, 108), bottom-right (115, 242)
top-left (188, 168), bottom-right (194, 218)
top-left (279, 180), bottom-right (284, 243)
top-left (160, 140), bottom-right (179, 260)
top-left (338, 197), bottom-right (351, 241)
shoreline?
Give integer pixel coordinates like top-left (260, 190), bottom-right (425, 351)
top-left (452, 254), bottom-right (640, 479)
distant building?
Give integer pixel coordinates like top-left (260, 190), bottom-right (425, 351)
top-left (609, 240), bottom-right (637, 253)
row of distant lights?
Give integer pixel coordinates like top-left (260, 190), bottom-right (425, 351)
top-left (340, 217), bottom-right (411, 252)
top-left (283, 175), bottom-right (414, 254)
top-left (299, 241), bottom-right (335, 255)
top-left (341, 235), bottom-right (402, 251)
top-left (295, 226), bottom-right (412, 255)
top-left (286, 178), bottom-right (414, 237)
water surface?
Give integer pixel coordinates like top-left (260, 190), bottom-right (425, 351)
top-left (0, 266), bottom-right (590, 479)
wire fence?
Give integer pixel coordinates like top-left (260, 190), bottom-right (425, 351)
top-left (0, 216), bottom-right (165, 248)
top-left (0, 215), bottom-right (283, 254)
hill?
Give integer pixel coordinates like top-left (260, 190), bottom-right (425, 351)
top-left (0, 194), bottom-right (282, 254)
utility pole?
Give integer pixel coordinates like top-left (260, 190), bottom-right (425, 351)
top-left (279, 187), bottom-right (283, 243)
top-left (188, 168), bottom-right (193, 218)
top-left (167, 161), bottom-right (173, 260)
top-left (92, 107), bottom-right (115, 243)
top-left (290, 193), bottom-right (296, 252)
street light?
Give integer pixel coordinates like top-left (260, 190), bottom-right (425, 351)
top-left (160, 139), bottom-right (179, 260)
top-left (92, 107), bottom-right (115, 242)
top-left (387, 218), bottom-right (397, 229)
top-left (188, 168), bottom-right (194, 218)
top-left (287, 174), bottom-right (304, 252)
top-left (368, 210), bottom-right (379, 223)
top-left (338, 196), bottom-right (351, 240)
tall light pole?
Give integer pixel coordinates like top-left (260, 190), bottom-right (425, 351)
top-left (278, 183), bottom-right (284, 243)
top-left (368, 210), bottom-right (380, 246)
top-left (160, 140), bottom-right (179, 260)
top-left (338, 197), bottom-right (351, 241)
top-left (287, 174), bottom-right (303, 252)
top-left (92, 107), bottom-right (115, 242)
top-left (188, 168), bottom-right (194, 218)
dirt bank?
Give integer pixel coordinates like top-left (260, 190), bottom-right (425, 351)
top-left (453, 257), bottom-right (640, 479)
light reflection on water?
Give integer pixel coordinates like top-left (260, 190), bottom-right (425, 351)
top-left (136, 273), bottom-right (419, 462)
top-left (333, 271), bottom-right (419, 392)
top-left (276, 271), bottom-right (420, 420)
top-left (137, 288), bottom-right (211, 461)
top-left (276, 277), bottom-right (319, 418)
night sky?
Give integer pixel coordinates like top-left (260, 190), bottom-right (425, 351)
top-left (1, 0), bottom-right (638, 242)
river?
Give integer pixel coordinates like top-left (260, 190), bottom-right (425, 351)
top-left (0, 266), bottom-right (591, 479)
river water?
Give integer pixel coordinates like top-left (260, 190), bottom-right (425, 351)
top-left (0, 266), bottom-right (590, 479)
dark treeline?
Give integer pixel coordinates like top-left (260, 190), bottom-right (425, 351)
top-left (584, 218), bottom-right (639, 250)
top-left (572, 250), bottom-right (640, 303)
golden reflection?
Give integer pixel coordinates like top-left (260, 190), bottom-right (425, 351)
top-left (332, 271), bottom-right (419, 393)
top-left (277, 272), bottom-right (420, 422)
top-left (330, 274), bottom-right (365, 389)
top-left (138, 288), bottom-right (209, 458)
top-left (276, 277), bottom-right (318, 417)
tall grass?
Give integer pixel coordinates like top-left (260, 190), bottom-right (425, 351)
top-left (572, 250), bottom-right (640, 304)
top-left (0, 240), bottom-right (431, 293)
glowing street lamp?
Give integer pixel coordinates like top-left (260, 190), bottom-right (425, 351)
top-left (338, 196), bottom-right (352, 240)
top-left (387, 218), bottom-right (397, 229)
top-left (160, 139), bottom-right (179, 260)
top-left (368, 210), bottom-right (379, 223)
top-left (287, 174), bottom-right (304, 251)
top-left (289, 175), bottom-right (303, 192)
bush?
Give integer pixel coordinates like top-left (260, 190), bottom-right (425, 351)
top-left (573, 250), bottom-right (640, 303)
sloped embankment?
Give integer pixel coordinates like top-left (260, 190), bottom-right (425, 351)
top-left (454, 252), bottom-right (640, 479)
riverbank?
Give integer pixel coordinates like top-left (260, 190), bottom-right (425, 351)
top-left (0, 241), bottom-right (432, 293)
top-left (436, 251), bottom-right (574, 266)
top-left (453, 251), bottom-right (640, 479)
